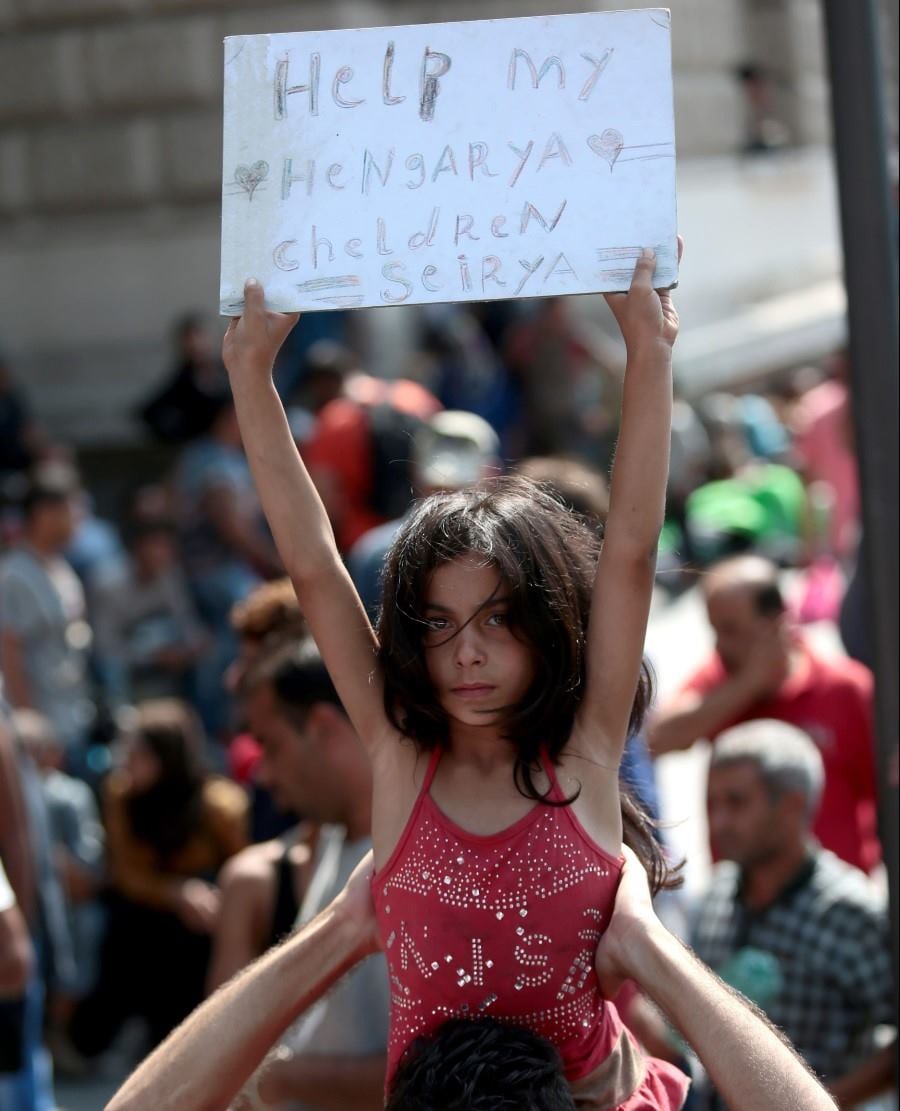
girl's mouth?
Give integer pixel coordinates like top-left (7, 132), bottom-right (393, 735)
top-left (451, 684), bottom-right (496, 700)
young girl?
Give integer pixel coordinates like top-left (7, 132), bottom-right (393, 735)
top-left (223, 246), bottom-right (688, 1109)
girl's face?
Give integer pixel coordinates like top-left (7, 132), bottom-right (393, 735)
top-left (422, 554), bottom-right (537, 731)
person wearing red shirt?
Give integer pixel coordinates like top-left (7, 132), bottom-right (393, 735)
top-left (649, 555), bottom-right (880, 873)
top-left (301, 359), bottom-right (442, 554)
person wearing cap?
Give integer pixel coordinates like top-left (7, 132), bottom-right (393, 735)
top-left (346, 410), bottom-right (502, 617)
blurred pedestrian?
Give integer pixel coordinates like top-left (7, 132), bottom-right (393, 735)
top-left (504, 297), bottom-right (621, 465)
top-left (791, 350), bottom-right (859, 562)
top-left (138, 313), bottom-right (228, 446)
top-left (0, 854), bottom-right (33, 999)
top-left (0, 464), bottom-right (94, 763)
top-left (226, 577), bottom-right (308, 841)
top-left (0, 351), bottom-right (47, 483)
top-left (299, 340), bottom-right (442, 553)
top-left (221, 638), bottom-right (388, 1111)
top-left (0, 704), bottom-right (72, 1111)
top-left (649, 555), bottom-right (879, 874)
top-left (173, 394), bottom-right (281, 738)
top-left (693, 720), bottom-right (895, 1108)
top-left (93, 513), bottom-right (206, 709)
top-left (347, 409), bottom-right (501, 617)
top-left (14, 710), bottom-right (105, 1009)
top-left (69, 700), bottom-right (247, 1059)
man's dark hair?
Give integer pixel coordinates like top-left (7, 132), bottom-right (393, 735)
top-left (303, 339), bottom-right (357, 381)
top-left (385, 1018), bottom-right (576, 1111)
top-left (242, 636), bottom-right (343, 732)
top-left (754, 581), bottom-right (785, 617)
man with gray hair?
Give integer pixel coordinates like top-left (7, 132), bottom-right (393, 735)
top-left (690, 719), bottom-right (896, 1109)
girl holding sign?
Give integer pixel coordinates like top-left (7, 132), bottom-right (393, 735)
top-left (223, 245), bottom-right (689, 1109)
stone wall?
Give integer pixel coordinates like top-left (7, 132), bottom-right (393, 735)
top-left (0, 0), bottom-right (836, 445)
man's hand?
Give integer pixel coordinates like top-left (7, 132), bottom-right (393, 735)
top-left (594, 846), bottom-right (662, 998)
top-left (603, 237), bottom-right (682, 354)
top-left (330, 851), bottom-right (381, 960)
top-left (223, 280), bottom-right (300, 383)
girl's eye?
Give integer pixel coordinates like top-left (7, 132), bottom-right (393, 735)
top-left (486, 611), bottom-right (509, 627)
top-left (425, 617), bottom-right (449, 631)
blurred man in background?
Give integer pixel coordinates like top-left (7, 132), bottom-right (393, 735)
top-left (0, 465), bottom-right (93, 762)
top-left (692, 720), bottom-right (895, 1109)
top-left (226, 637), bottom-right (387, 1111)
top-left (649, 554), bottom-right (879, 874)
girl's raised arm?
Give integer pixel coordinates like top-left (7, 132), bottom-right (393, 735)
top-left (575, 244), bottom-right (680, 758)
top-left (223, 280), bottom-right (395, 753)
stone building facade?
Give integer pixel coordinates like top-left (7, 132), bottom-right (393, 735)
top-left (0, 0), bottom-right (887, 446)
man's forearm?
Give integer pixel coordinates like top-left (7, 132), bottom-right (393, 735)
top-left (106, 903), bottom-right (370, 1111)
top-left (629, 925), bottom-right (837, 1111)
top-left (649, 677), bottom-right (758, 756)
top-left (252, 1052), bottom-right (386, 1111)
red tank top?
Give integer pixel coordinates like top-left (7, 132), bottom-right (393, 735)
top-left (372, 746), bottom-right (627, 1085)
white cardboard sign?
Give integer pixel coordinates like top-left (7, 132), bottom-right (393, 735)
top-left (220, 8), bottom-right (677, 315)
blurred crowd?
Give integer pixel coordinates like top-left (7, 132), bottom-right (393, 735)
top-left (0, 291), bottom-right (894, 1110)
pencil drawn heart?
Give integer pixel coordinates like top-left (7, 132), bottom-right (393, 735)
top-left (588, 130), bottom-right (624, 170)
top-left (235, 161), bottom-right (269, 199)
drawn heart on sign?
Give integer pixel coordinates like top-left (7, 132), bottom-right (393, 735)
top-left (588, 130), bottom-right (625, 171)
top-left (235, 161), bottom-right (269, 199)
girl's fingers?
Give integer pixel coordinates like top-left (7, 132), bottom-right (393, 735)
top-left (630, 249), bottom-right (656, 290)
top-left (243, 278), bottom-right (266, 317)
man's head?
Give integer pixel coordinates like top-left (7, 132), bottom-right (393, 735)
top-left (128, 519), bottom-right (178, 580)
top-left (515, 455), bottom-right (610, 528)
top-left (227, 578), bottom-right (307, 693)
top-left (300, 340), bottom-right (358, 413)
top-left (240, 638), bottom-right (370, 827)
top-left (385, 1018), bottom-right (575, 1111)
top-left (22, 463), bottom-right (80, 552)
top-left (174, 312), bottom-right (216, 365)
top-left (412, 410), bottom-right (501, 495)
top-left (703, 555), bottom-right (786, 673)
top-left (707, 719), bottom-right (824, 867)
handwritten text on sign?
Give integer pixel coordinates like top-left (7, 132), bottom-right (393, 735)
top-left (220, 9), bottom-right (677, 314)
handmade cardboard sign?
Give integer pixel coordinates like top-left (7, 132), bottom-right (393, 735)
top-left (220, 8), bottom-right (677, 314)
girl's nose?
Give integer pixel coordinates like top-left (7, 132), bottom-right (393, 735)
top-left (454, 627), bottom-right (485, 667)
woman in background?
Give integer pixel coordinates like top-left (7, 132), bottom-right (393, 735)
top-left (70, 700), bottom-right (247, 1058)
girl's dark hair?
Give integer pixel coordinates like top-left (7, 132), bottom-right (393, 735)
top-left (377, 475), bottom-right (679, 893)
top-left (124, 699), bottom-right (207, 863)
top-left (386, 1017), bottom-right (575, 1110)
